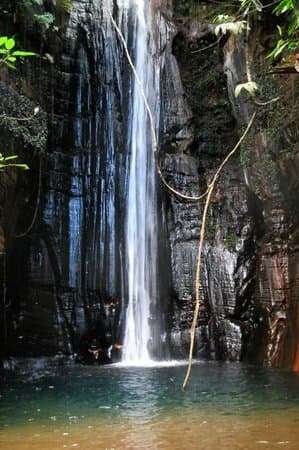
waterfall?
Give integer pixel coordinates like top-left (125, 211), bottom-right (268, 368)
top-left (116, 0), bottom-right (159, 364)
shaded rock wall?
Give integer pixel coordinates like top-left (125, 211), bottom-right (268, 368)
top-left (1, 0), bottom-right (173, 360)
top-left (163, 16), bottom-right (257, 360)
top-left (224, 34), bottom-right (299, 368)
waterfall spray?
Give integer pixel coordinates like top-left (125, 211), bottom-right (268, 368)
top-left (120, 0), bottom-right (158, 364)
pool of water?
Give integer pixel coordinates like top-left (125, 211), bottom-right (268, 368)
top-left (1, 361), bottom-right (299, 449)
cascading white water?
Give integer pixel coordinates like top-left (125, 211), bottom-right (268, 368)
top-left (120, 0), bottom-right (159, 364)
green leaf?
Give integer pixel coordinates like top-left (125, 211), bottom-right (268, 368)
top-left (4, 60), bottom-right (16, 69)
top-left (5, 38), bottom-right (15, 50)
top-left (0, 36), bottom-right (7, 47)
top-left (215, 21), bottom-right (247, 37)
top-left (12, 51), bottom-right (36, 57)
top-left (214, 14), bottom-right (235, 24)
top-left (12, 164), bottom-right (29, 170)
top-left (267, 39), bottom-right (289, 59)
top-left (252, 0), bottom-right (263, 12)
top-left (4, 155), bottom-right (18, 161)
top-left (0, 163), bottom-right (30, 170)
top-left (235, 82), bottom-right (258, 98)
top-left (273, 0), bottom-right (293, 15)
top-left (43, 53), bottom-right (54, 64)
top-left (7, 56), bottom-right (16, 62)
top-left (287, 16), bottom-right (299, 36)
top-left (34, 12), bottom-right (55, 29)
top-left (288, 40), bottom-right (299, 49)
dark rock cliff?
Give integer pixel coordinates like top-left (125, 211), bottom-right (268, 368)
top-left (0, 0), bottom-right (298, 368)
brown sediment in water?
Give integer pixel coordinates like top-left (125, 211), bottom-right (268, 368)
top-left (1, 410), bottom-right (299, 450)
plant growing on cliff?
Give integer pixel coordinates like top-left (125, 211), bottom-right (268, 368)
top-left (0, 153), bottom-right (29, 171)
top-left (221, 0), bottom-right (299, 63)
top-left (20, 0), bottom-right (73, 32)
top-left (0, 36), bottom-right (35, 69)
top-left (214, 0), bottom-right (299, 63)
top-left (234, 81), bottom-right (258, 97)
top-left (0, 36), bottom-right (36, 170)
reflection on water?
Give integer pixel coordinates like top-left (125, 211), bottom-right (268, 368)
top-left (1, 362), bottom-right (299, 449)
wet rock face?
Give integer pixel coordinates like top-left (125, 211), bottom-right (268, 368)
top-left (1, 1), bottom-right (174, 360)
top-left (163, 6), bottom-right (298, 366)
top-left (223, 31), bottom-right (299, 368)
top-left (162, 17), bottom-right (257, 361)
top-left (2, 1), bottom-right (128, 358)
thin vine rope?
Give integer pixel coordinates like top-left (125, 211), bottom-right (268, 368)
top-left (182, 111), bottom-right (256, 390)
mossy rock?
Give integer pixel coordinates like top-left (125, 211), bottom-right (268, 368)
top-left (0, 81), bottom-right (47, 153)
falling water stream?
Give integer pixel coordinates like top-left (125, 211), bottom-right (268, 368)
top-left (121, 0), bottom-right (159, 364)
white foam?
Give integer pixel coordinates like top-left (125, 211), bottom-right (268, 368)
top-left (108, 359), bottom-right (202, 369)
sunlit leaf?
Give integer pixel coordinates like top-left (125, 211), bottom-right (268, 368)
top-left (4, 155), bottom-right (18, 161)
top-left (267, 39), bottom-right (289, 59)
top-left (0, 36), bottom-right (7, 47)
top-left (4, 61), bottom-right (16, 69)
top-left (235, 82), bottom-right (258, 98)
top-left (12, 51), bottom-right (36, 57)
top-left (43, 53), bottom-right (54, 64)
top-left (273, 0), bottom-right (293, 15)
top-left (0, 163), bottom-right (30, 170)
top-left (215, 21), bottom-right (247, 37)
top-left (5, 38), bottom-right (15, 50)
top-left (12, 164), bottom-right (29, 170)
top-left (252, 0), bottom-right (263, 12)
top-left (214, 14), bottom-right (235, 24)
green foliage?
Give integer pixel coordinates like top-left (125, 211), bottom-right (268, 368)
top-left (205, 215), bottom-right (216, 243)
top-left (55, 0), bottom-right (73, 14)
top-left (267, 3), bottom-right (299, 60)
top-left (273, 0), bottom-right (296, 16)
top-left (33, 12), bottom-right (55, 29)
top-left (0, 153), bottom-right (29, 171)
top-left (239, 0), bottom-right (262, 13)
top-left (0, 36), bottom-right (35, 69)
top-left (224, 232), bottom-right (237, 251)
top-left (0, 36), bottom-right (38, 172)
top-left (214, 0), bottom-right (299, 61)
top-left (240, 140), bottom-right (251, 167)
top-left (215, 21), bottom-right (246, 37)
top-left (21, 0), bottom-right (73, 33)
top-left (214, 14), bottom-right (236, 24)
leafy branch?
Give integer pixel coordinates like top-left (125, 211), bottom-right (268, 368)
top-left (0, 153), bottom-right (29, 171)
top-left (0, 36), bottom-right (35, 69)
top-left (0, 36), bottom-right (36, 171)
top-left (214, 0), bottom-right (298, 63)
